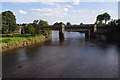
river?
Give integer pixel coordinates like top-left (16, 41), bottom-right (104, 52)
top-left (2, 31), bottom-right (120, 78)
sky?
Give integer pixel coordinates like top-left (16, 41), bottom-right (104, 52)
top-left (118, 2), bottom-right (120, 19)
top-left (1, 1), bottom-right (119, 25)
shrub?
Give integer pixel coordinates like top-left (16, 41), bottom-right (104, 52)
top-left (24, 24), bottom-right (35, 34)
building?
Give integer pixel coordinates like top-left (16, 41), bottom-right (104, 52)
top-left (17, 24), bottom-right (28, 34)
top-left (17, 26), bottom-right (24, 34)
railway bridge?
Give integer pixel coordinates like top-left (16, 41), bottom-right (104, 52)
top-left (32, 23), bottom-right (113, 38)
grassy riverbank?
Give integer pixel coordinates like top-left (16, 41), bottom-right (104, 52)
top-left (1, 34), bottom-right (51, 51)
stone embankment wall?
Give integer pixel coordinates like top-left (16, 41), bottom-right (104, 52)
top-left (2, 36), bottom-right (47, 51)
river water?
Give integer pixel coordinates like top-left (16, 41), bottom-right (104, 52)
top-left (2, 31), bottom-right (120, 78)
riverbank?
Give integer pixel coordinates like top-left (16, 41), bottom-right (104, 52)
top-left (1, 34), bottom-right (50, 52)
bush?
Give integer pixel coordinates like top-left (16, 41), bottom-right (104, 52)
top-left (24, 24), bottom-right (35, 34)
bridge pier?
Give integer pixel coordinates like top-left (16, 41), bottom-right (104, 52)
top-left (85, 25), bottom-right (97, 38)
top-left (85, 30), bottom-right (96, 38)
top-left (94, 25), bottom-right (97, 33)
top-left (59, 25), bottom-right (65, 39)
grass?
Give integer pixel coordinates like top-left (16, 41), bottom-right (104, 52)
top-left (1, 31), bottom-right (52, 51)
top-left (1, 34), bottom-right (44, 43)
top-left (2, 37), bottom-right (26, 43)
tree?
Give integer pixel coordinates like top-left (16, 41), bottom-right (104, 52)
top-left (96, 12), bottom-right (111, 25)
top-left (109, 19), bottom-right (116, 26)
top-left (34, 19), bottom-right (51, 36)
top-left (116, 19), bottom-right (120, 33)
top-left (116, 19), bottom-right (120, 26)
top-left (96, 14), bottom-right (104, 25)
top-left (2, 11), bottom-right (17, 34)
top-left (98, 20), bottom-right (103, 25)
top-left (21, 23), bottom-right (27, 26)
top-left (33, 20), bottom-right (39, 24)
top-left (66, 22), bottom-right (71, 26)
top-left (0, 13), bottom-right (2, 33)
top-left (53, 22), bottom-right (65, 26)
top-left (53, 22), bottom-right (59, 26)
top-left (24, 24), bottom-right (35, 34)
top-left (58, 22), bottom-right (65, 25)
top-left (38, 20), bottom-right (49, 26)
top-left (80, 23), bottom-right (84, 25)
top-left (103, 12), bottom-right (111, 24)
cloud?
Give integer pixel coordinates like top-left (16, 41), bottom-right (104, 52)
top-left (32, 11), bottom-right (67, 19)
top-left (31, 8), bottom-right (52, 12)
top-left (40, 2), bottom-right (59, 6)
top-left (77, 9), bottom-right (86, 13)
top-left (72, 10), bottom-right (76, 13)
top-left (1, 0), bottom-right (119, 2)
top-left (63, 8), bottom-right (68, 12)
top-left (65, 5), bottom-right (73, 8)
top-left (43, 13), bottom-right (51, 16)
top-left (18, 10), bottom-right (27, 14)
top-left (99, 9), bottom-right (113, 13)
top-left (92, 10), bottom-right (96, 14)
top-left (108, 10), bottom-right (112, 12)
top-left (32, 7), bottom-right (68, 19)
top-left (73, 0), bottom-right (80, 5)
top-left (99, 9), bottom-right (114, 13)
top-left (99, 9), bottom-right (104, 12)
top-left (72, 9), bottom-right (87, 13)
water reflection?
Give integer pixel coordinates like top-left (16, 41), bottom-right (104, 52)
top-left (2, 31), bottom-right (120, 78)
top-left (59, 38), bottom-right (65, 46)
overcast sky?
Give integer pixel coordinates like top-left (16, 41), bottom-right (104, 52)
top-left (1, 2), bottom-right (118, 25)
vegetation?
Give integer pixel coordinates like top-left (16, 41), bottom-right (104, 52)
top-left (96, 12), bottom-right (111, 25)
top-left (33, 20), bottom-right (39, 24)
top-left (53, 22), bottom-right (59, 26)
top-left (53, 22), bottom-right (65, 26)
top-left (0, 13), bottom-right (1, 32)
top-left (66, 22), bottom-right (71, 25)
top-left (1, 10), bottom-right (120, 50)
top-left (109, 19), bottom-right (120, 33)
top-left (58, 22), bottom-right (65, 25)
top-left (38, 20), bottom-right (49, 26)
top-left (1, 34), bottom-right (43, 43)
top-left (101, 18), bottom-right (120, 41)
top-left (1, 11), bottom-right (17, 34)
top-left (2, 34), bottom-right (31, 43)
top-left (80, 23), bottom-right (84, 25)
top-left (1, 10), bottom-right (52, 51)
top-left (24, 24), bottom-right (35, 34)
top-left (20, 23), bottom-right (27, 26)
top-left (33, 19), bottom-right (52, 37)
top-left (1, 34), bottom-right (46, 51)
top-left (103, 13), bottom-right (111, 24)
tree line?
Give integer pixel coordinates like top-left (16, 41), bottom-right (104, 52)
top-left (1, 11), bottom-right (51, 35)
top-left (1, 10), bottom-right (120, 36)
top-left (0, 10), bottom-right (85, 34)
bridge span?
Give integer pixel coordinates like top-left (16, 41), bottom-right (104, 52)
top-left (32, 23), bottom-right (113, 39)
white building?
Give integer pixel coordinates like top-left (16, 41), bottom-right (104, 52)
top-left (17, 26), bottom-right (24, 34)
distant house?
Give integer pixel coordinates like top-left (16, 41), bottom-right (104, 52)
top-left (17, 24), bottom-right (28, 34)
top-left (17, 26), bottom-right (24, 34)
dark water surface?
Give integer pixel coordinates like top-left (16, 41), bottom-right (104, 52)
top-left (3, 31), bottom-right (120, 78)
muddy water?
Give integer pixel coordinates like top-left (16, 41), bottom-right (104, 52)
top-left (3, 31), bottom-right (119, 78)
